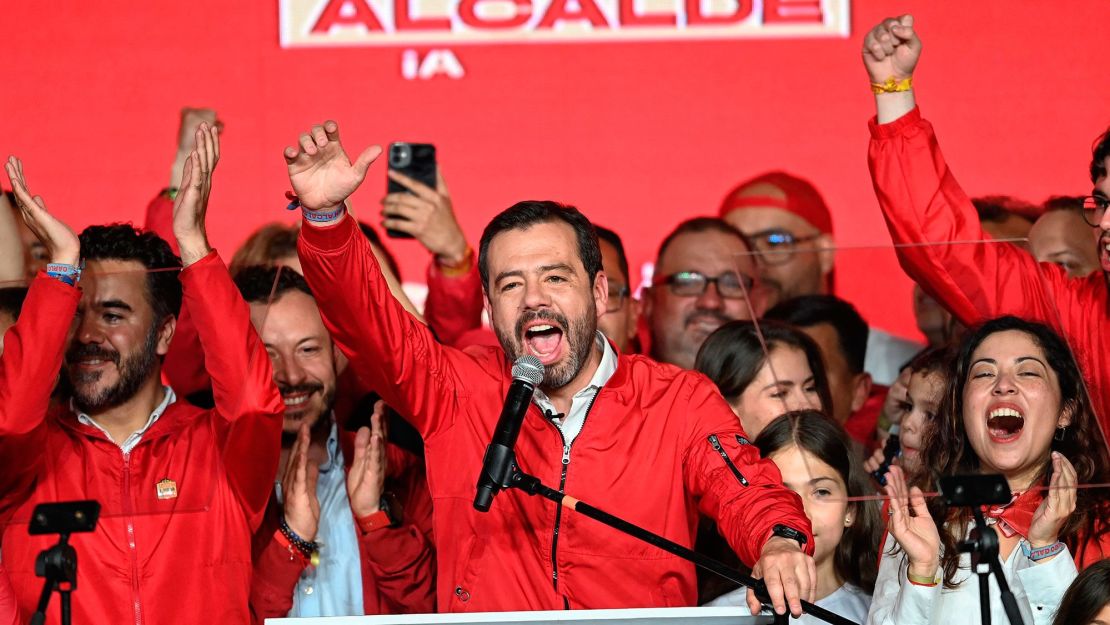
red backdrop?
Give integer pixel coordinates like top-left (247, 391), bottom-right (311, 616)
top-left (3, 1), bottom-right (1108, 340)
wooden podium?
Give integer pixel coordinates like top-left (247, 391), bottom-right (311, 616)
top-left (267, 607), bottom-right (774, 624)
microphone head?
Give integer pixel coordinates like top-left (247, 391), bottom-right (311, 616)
top-left (511, 355), bottom-right (545, 386)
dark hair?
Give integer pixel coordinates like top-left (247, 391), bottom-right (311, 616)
top-left (594, 225), bottom-right (629, 283)
top-left (695, 320), bottom-right (833, 415)
top-left (0, 287), bottom-right (29, 321)
top-left (1042, 195), bottom-right (1087, 214)
top-left (920, 316), bottom-right (1110, 586)
top-left (764, 295), bottom-right (869, 375)
top-left (1091, 127), bottom-right (1110, 184)
top-left (358, 221), bottom-right (402, 281)
top-left (478, 201), bottom-right (601, 291)
top-left (755, 410), bottom-right (883, 594)
top-left (906, 345), bottom-right (953, 379)
top-left (654, 217), bottom-right (747, 269)
top-left (229, 223), bottom-right (300, 277)
top-left (971, 195), bottom-right (1038, 224)
top-left (234, 265), bottom-right (313, 305)
top-left (1052, 558), bottom-right (1110, 625)
top-left (79, 224), bottom-right (182, 321)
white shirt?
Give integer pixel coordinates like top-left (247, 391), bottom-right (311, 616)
top-left (866, 533), bottom-right (1077, 625)
top-left (74, 386), bottom-right (176, 454)
top-left (532, 332), bottom-right (616, 452)
top-left (706, 582), bottom-right (871, 624)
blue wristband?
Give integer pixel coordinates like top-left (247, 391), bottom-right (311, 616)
top-left (302, 205), bottom-right (345, 224)
top-left (1021, 540), bottom-right (1064, 562)
top-left (46, 262), bottom-right (82, 287)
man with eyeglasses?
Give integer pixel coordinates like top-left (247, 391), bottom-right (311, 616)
top-left (863, 14), bottom-right (1110, 434)
top-left (595, 226), bottom-right (640, 353)
top-left (642, 217), bottom-right (762, 370)
top-left (1029, 196), bottom-right (1101, 279)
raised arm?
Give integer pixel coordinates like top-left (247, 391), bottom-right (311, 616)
top-left (863, 15), bottom-right (1068, 328)
top-left (171, 125), bottom-right (284, 527)
top-left (286, 121), bottom-right (475, 439)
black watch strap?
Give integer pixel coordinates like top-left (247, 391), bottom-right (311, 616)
top-left (771, 523), bottom-right (807, 547)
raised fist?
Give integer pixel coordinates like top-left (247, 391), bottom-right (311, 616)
top-left (862, 15), bottom-right (921, 84)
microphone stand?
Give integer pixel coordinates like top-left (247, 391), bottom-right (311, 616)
top-left (960, 507), bottom-right (1025, 625)
top-left (497, 457), bottom-right (860, 625)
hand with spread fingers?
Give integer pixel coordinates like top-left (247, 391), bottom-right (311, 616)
top-left (172, 122), bottom-right (220, 266)
top-left (382, 169), bottom-right (469, 265)
top-left (1027, 451), bottom-right (1078, 552)
top-left (347, 401), bottom-right (389, 518)
top-left (284, 121), bottom-right (382, 215)
top-left (745, 537), bottom-right (816, 618)
top-left (282, 423), bottom-right (321, 542)
top-left (884, 465), bottom-right (940, 580)
top-left (4, 157), bottom-right (80, 267)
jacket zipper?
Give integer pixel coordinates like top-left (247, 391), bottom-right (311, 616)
top-left (708, 434), bottom-right (749, 486)
top-left (121, 451), bottom-right (143, 625)
top-left (548, 388), bottom-right (602, 606)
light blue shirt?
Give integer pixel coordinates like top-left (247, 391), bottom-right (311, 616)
top-left (277, 421), bottom-right (364, 617)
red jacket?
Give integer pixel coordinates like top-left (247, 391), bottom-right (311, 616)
top-left (297, 216), bottom-right (813, 612)
top-left (0, 254), bottom-right (284, 625)
top-left (869, 108), bottom-right (1110, 433)
top-left (424, 258), bottom-right (484, 346)
top-left (0, 565), bottom-right (16, 625)
top-left (249, 434), bottom-right (436, 621)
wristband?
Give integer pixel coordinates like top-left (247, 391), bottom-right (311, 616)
top-left (436, 246), bottom-right (474, 278)
top-left (906, 570), bottom-right (939, 586)
top-left (1021, 541), bottom-right (1064, 562)
top-left (871, 76), bottom-right (913, 94)
top-left (302, 204), bottom-right (345, 224)
top-left (46, 262), bottom-right (83, 287)
top-left (278, 518), bottom-right (320, 560)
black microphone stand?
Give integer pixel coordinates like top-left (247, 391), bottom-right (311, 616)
top-left (491, 454), bottom-right (859, 625)
top-left (26, 500), bottom-right (100, 625)
top-left (959, 507), bottom-right (1025, 625)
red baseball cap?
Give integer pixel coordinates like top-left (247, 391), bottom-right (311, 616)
top-left (718, 171), bottom-right (834, 235)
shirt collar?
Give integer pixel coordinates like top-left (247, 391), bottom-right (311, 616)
top-left (73, 386), bottom-right (176, 453)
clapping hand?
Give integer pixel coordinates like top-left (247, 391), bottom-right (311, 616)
top-left (172, 123), bottom-right (220, 266)
top-left (4, 157), bottom-right (79, 267)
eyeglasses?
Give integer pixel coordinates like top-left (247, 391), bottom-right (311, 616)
top-left (743, 229), bottom-right (822, 266)
top-left (654, 271), bottom-right (754, 299)
top-left (1081, 196), bottom-right (1108, 228)
top-left (606, 284), bottom-right (630, 313)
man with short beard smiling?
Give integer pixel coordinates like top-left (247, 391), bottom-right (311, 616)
top-left (0, 127), bottom-right (284, 625)
top-left (862, 14), bottom-right (1110, 437)
top-left (283, 121), bottom-right (817, 619)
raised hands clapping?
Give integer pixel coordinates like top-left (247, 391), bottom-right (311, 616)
top-left (172, 123), bottom-right (220, 266)
top-left (4, 157), bottom-right (79, 267)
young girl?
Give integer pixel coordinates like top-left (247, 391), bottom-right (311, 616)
top-left (866, 347), bottom-right (950, 477)
top-left (696, 320), bottom-right (833, 437)
top-left (871, 316), bottom-right (1110, 625)
top-left (706, 410), bottom-right (883, 623)
top-left (1052, 559), bottom-right (1110, 625)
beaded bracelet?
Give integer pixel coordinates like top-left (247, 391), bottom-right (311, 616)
top-left (278, 518), bottom-right (320, 559)
top-left (871, 76), bottom-right (913, 94)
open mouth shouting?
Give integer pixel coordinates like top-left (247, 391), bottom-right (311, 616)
top-left (521, 314), bottom-right (567, 366)
top-left (986, 403), bottom-right (1025, 444)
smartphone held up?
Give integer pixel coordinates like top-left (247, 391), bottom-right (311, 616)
top-left (386, 142), bottom-right (436, 239)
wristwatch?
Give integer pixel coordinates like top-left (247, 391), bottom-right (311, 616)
top-left (357, 493), bottom-right (402, 533)
top-left (771, 524), bottom-right (808, 548)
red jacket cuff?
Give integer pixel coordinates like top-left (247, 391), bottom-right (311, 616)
top-left (177, 249), bottom-right (221, 281)
top-left (868, 106), bottom-right (923, 139)
top-left (299, 214), bottom-right (359, 252)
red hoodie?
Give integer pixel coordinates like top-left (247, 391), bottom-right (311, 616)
top-left (0, 254), bottom-right (284, 625)
top-left (868, 107), bottom-right (1110, 435)
top-left (297, 215), bottom-right (813, 612)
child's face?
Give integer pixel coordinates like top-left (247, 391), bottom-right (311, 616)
top-left (770, 445), bottom-right (851, 569)
top-left (899, 371), bottom-right (944, 473)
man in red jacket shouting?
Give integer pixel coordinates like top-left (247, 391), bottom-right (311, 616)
top-left (282, 123), bottom-right (816, 618)
top-left (862, 15), bottom-right (1110, 439)
top-left (0, 125), bottom-right (284, 624)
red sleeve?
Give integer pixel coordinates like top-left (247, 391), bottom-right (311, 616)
top-left (298, 216), bottom-right (484, 442)
top-left (423, 259), bottom-right (484, 346)
top-left (682, 375), bottom-right (814, 566)
top-left (144, 192), bottom-right (211, 397)
top-left (179, 252), bottom-right (284, 530)
top-left (0, 276), bottom-right (80, 521)
top-left (360, 460), bottom-right (436, 614)
top-left (249, 529), bottom-right (307, 624)
top-left (867, 107), bottom-right (1070, 328)
top-left (0, 564), bottom-right (18, 625)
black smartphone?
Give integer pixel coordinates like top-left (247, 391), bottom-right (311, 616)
top-left (386, 142), bottom-right (437, 239)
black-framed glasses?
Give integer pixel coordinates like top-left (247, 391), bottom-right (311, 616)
top-left (1081, 195), bottom-right (1108, 228)
top-left (653, 271), bottom-right (754, 299)
top-left (743, 228), bottom-right (822, 266)
top-left (606, 284), bottom-right (630, 313)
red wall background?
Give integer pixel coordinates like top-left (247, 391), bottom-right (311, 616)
top-left (3, 1), bottom-right (1108, 340)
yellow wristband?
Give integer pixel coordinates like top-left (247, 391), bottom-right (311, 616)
top-left (871, 76), bottom-right (913, 94)
top-left (436, 245), bottom-right (474, 278)
top-left (906, 570), bottom-right (938, 586)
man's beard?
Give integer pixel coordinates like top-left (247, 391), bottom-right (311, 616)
top-left (278, 380), bottom-right (336, 444)
top-left (495, 307), bottom-right (597, 390)
top-left (65, 326), bottom-right (160, 414)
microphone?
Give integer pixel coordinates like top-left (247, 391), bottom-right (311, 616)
top-left (474, 355), bottom-right (544, 512)
top-left (872, 424), bottom-right (901, 486)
